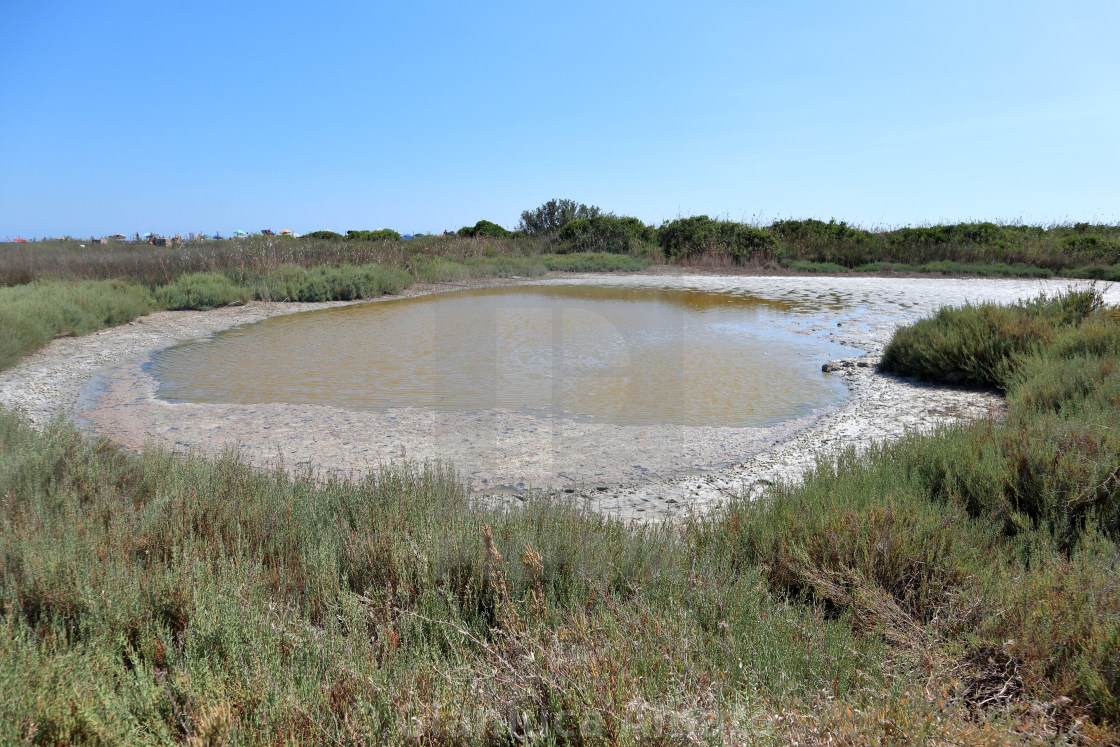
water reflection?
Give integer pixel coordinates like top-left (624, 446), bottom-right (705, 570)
top-left (149, 285), bottom-right (854, 427)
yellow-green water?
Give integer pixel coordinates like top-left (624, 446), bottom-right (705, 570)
top-left (148, 285), bottom-right (856, 427)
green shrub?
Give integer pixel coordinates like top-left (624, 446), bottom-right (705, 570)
top-left (658, 216), bottom-right (779, 263)
top-left (878, 289), bottom-right (1103, 389)
top-left (154, 272), bottom-right (249, 310)
top-left (346, 229), bottom-right (402, 242)
top-left (770, 218), bottom-right (874, 249)
top-left (1063, 265), bottom-right (1120, 281)
top-left (887, 226), bottom-right (951, 248)
top-left (556, 216), bottom-right (656, 255)
top-left (517, 198), bottom-right (602, 236)
top-left (1061, 235), bottom-right (1119, 260)
top-left (259, 264), bottom-right (410, 301)
top-left (457, 220), bottom-right (513, 239)
top-left (0, 280), bottom-right (156, 369)
top-left (303, 230), bottom-right (344, 240)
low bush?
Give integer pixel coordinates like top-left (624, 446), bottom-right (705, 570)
top-left (878, 289), bottom-right (1103, 389)
top-left (557, 216), bottom-right (657, 255)
top-left (457, 220), bottom-right (513, 239)
top-left (658, 216), bottom-right (779, 263)
top-left (706, 287), bottom-right (1120, 727)
top-left (0, 280), bottom-right (156, 368)
top-left (154, 272), bottom-right (248, 310)
top-left (258, 264), bottom-right (411, 302)
top-left (346, 229), bottom-right (401, 242)
top-left (303, 230), bottom-right (344, 240)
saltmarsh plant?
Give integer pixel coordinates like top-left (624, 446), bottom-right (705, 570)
top-left (541, 252), bottom-right (650, 273)
top-left (0, 279), bottom-right (155, 368)
top-left (658, 215), bottom-right (780, 264)
top-left (721, 287), bottom-right (1120, 730)
top-left (255, 264), bottom-right (410, 302)
top-left (5, 290), bottom-right (1120, 740)
top-left (556, 216), bottom-right (657, 256)
top-left (879, 288), bottom-right (1103, 389)
top-left (0, 410), bottom-right (899, 744)
top-left (154, 271), bottom-right (249, 310)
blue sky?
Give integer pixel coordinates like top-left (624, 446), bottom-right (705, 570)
top-left (2, 1), bottom-right (1117, 238)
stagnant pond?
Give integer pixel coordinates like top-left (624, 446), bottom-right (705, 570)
top-left (148, 285), bottom-right (857, 428)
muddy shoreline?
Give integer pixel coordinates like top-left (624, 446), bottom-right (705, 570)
top-left (2, 272), bottom-right (1111, 522)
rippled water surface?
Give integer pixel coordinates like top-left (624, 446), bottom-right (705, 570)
top-left (149, 285), bottom-right (856, 427)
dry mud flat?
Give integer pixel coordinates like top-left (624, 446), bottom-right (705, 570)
top-left (3, 274), bottom-right (1115, 522)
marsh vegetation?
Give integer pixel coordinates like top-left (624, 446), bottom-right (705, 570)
top-left (3, 201), bottom-right (1120, 741)
top-left (1, 288), bottom-right (1119, 743)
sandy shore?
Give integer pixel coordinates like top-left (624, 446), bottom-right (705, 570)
top-left (2, 273), bottom-right (1113, 522)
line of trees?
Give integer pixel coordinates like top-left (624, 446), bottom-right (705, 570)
top-left (303, 198), bottom-right (1120, 271)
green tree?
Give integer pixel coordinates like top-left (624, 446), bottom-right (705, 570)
top-left (518, 198), bottom-right (603, 236)
top-left (457, 220), bottom-right (513, 238)
top-left (557, 216), bottom-right (656, 254)
top-left (658, 216), bottom-right (778, 263)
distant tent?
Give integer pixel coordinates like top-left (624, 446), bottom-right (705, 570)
top-left (13, 238), bottom-right (28, 243)
top-left (233, 230), bottom-right (249, 237)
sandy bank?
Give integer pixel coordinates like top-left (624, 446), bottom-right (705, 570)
top-left (2, 273), bottom-right (1113, 522)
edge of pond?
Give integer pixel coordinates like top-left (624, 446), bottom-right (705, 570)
top-left (2, 270), bottom-right (1067, 522)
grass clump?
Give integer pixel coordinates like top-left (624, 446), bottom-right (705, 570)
top-left (1062, 264), bottom-right (1120, 281)
top-left (879, 288), bottom-right (1103, 389)
top-left (0, 280), bottom-right (155, 368)
top-left (154, 271), bottom-right (249, 310)
top-left (854, 261), bottom-right (917, 273)
top-left (785, 259), bottom-right (849, 273)
top-left (254, 264), bottom-right (410, 302)
top-left (541, 252), bottom-right (651, 273)
top-left (714, 286), bottom-right (1120, 732)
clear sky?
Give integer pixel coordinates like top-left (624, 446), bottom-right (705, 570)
top-left (2, 1), bottom-right (1117, 238)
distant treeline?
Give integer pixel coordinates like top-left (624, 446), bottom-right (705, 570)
top-left (5, 199), bottom-right (1119, 286)
top-left (294, 198), bottom-right (1120, 274)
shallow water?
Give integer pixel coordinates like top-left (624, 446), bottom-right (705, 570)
top-left (148, 285), bottom-right (856, 428)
